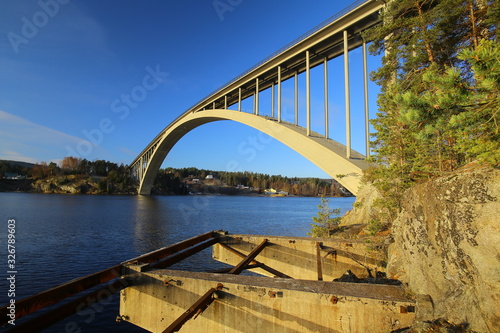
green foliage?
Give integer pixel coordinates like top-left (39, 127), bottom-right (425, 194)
top-left (352, 200), bottom-right (363, 209)
top-left (308, 197), bottom-right (342, 237)
top-left (363, 0), bottom-right (498, 223)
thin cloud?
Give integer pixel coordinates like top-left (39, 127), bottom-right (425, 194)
top-left (0, 110), bottom-right (107, 163)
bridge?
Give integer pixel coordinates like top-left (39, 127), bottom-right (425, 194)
top-left (130, 0), bottom-right (384, 195)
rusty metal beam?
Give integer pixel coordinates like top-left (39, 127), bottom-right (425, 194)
top-left (162, 284), bottom-right (222, 333)
top-left (316, 242), bottom-right (323, 281)
top-left (218, 243), bottom-right (292, 278)
top-left (0, 231), bottom-right (218, 326)
top-left (229, 239), bottom-right (268, 275)
top-left (209, 263), bottom-right (261, 273)
top-left (0, 265), bottom-right (122, 326)
top-left (319, 244), bottom-right (385, 267)
top-left (150, 238), bottom-right (219, 270)
top-left (4, 279), bottom-right (127, 333)
top-left (125, 230), bottom-right (217, 264)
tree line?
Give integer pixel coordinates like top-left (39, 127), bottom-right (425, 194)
top-left (2, 158), bottom-right (350, 196)
top-left (154, 167), bottom-right (349, 196)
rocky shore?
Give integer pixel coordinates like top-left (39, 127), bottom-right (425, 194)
top-left (1, 175), bottom-right (136, 195)
top-left (340, 166), bottom-right (499, 332)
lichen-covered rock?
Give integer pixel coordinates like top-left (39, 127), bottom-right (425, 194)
top-left (31, 176), bottom-right (101, 194)
top-left (341, 182), bottom-right (382, 226)
top-left (387, 167), bottom-right (500, 332)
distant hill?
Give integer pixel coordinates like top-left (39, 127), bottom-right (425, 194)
top-left (0, 160), bottom-right (36, 169)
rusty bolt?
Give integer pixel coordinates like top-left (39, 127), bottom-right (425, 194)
top-left (216, 283), bottom-right (224, 290)
top-left (164, 280), bottom-right (169, 286)
top-left (289, 240), bottom-right (295, 244)
top-left (330, 296), bottom-right (339, 304)
top-left (400, 305), bottom-right (415, 313)
top-left (116, 315), bottom-right (129, 322)
top-left (268, 291), bottom-right (277, 298)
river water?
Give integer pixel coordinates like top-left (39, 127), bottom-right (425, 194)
top-left (0, 193), bottom-right (355, 332)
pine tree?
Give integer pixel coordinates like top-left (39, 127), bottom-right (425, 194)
top-left (308, 197), bottom-right (341, 237)
top-left (363, 0), bottom-right (498, 221)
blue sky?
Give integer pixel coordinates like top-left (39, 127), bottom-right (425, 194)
top-left (0, 0), bottom-right (380, 178)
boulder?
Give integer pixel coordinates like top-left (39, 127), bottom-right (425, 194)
top-left (387, 167), bottom-right (500, 332)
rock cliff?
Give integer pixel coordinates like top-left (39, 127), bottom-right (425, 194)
top-left (387, 167), bottom-right (499, 332)
top-left (30, 175), bottom-right (136, 194)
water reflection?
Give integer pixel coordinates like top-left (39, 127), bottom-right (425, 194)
top-left (131, 195), bottom-right (172, 254)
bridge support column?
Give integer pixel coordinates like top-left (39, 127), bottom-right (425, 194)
top-left (277, 66), bottom-right (282, 123)
top-left (238, 88), bottom-right (242, 111)
top-left (271, 83), bottom-right (275, 118)
top-left (363, 40), bottom-right (370, 157)
top-left (306, 50), bottom-right (311, 136)
top-left (324, 57), bottom-right (329, 139)
top-left (294, 71), bottom-right (299, 126)
top-left (344, 30), bottom-right (351, 158)
top-left (254, 78), bottom-right (259, 115)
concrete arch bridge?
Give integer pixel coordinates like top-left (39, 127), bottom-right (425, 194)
top-left (130, 0), bottom-right (383, 195)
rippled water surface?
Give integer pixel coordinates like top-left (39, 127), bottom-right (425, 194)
top-left (0, 193), bottom-right (355, 332)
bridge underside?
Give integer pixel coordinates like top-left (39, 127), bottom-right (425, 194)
top-left (134, 109), bottom-right (370, 196)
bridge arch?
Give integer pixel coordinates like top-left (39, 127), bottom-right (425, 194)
top-left (137, 109), bottom-right (369, 195)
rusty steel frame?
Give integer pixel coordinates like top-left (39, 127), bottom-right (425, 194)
top-left (317, 242), bottom-right (324, 281)
top-left (4, 280), bottom-right (127, 333)
top-left (125, 230), bottom-right (217, 265)
top-left (0, 265), bottom-right (122, 326)
top-left (209, 263), bottom-right (261, 273)
top-left (228, 239), bottom-right (268, 275)
top-left (150, 237), bottom-right (219, 270)
top-left (1, 231), bottom-right (391, 332)
top-left (0, 231), bottom-right (219, 328)
top-left (218, 243), bottom-right (292, 278)
top-left (162, 284), bottom-right (223, 333)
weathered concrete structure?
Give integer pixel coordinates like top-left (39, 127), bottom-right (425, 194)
top-left (120, 269), bottom-right (414, 333)
top-left (119, 232), bottom-right (416, 332)
top-left (212, 234), bottom-right (386, 280)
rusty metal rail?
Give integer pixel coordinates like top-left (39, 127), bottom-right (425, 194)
top-left (218, 242), bottom-right (292, 278)
top-left (228, 239), bottom-right (268, 275)
top-left (0, 265), bottom-right (123, 326)
top-left (0, 230), bottom-right (219, 330)
top-left (316, 242), bottom-right (323, 281)
top-left (163, 283), bottom-right (223, 333)
top-left (125, 230), bottom-right (217, 265)
top-left (3, 279), bottom-right (127, 333)
top-left (150, 237), bottom-right (219, 270)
